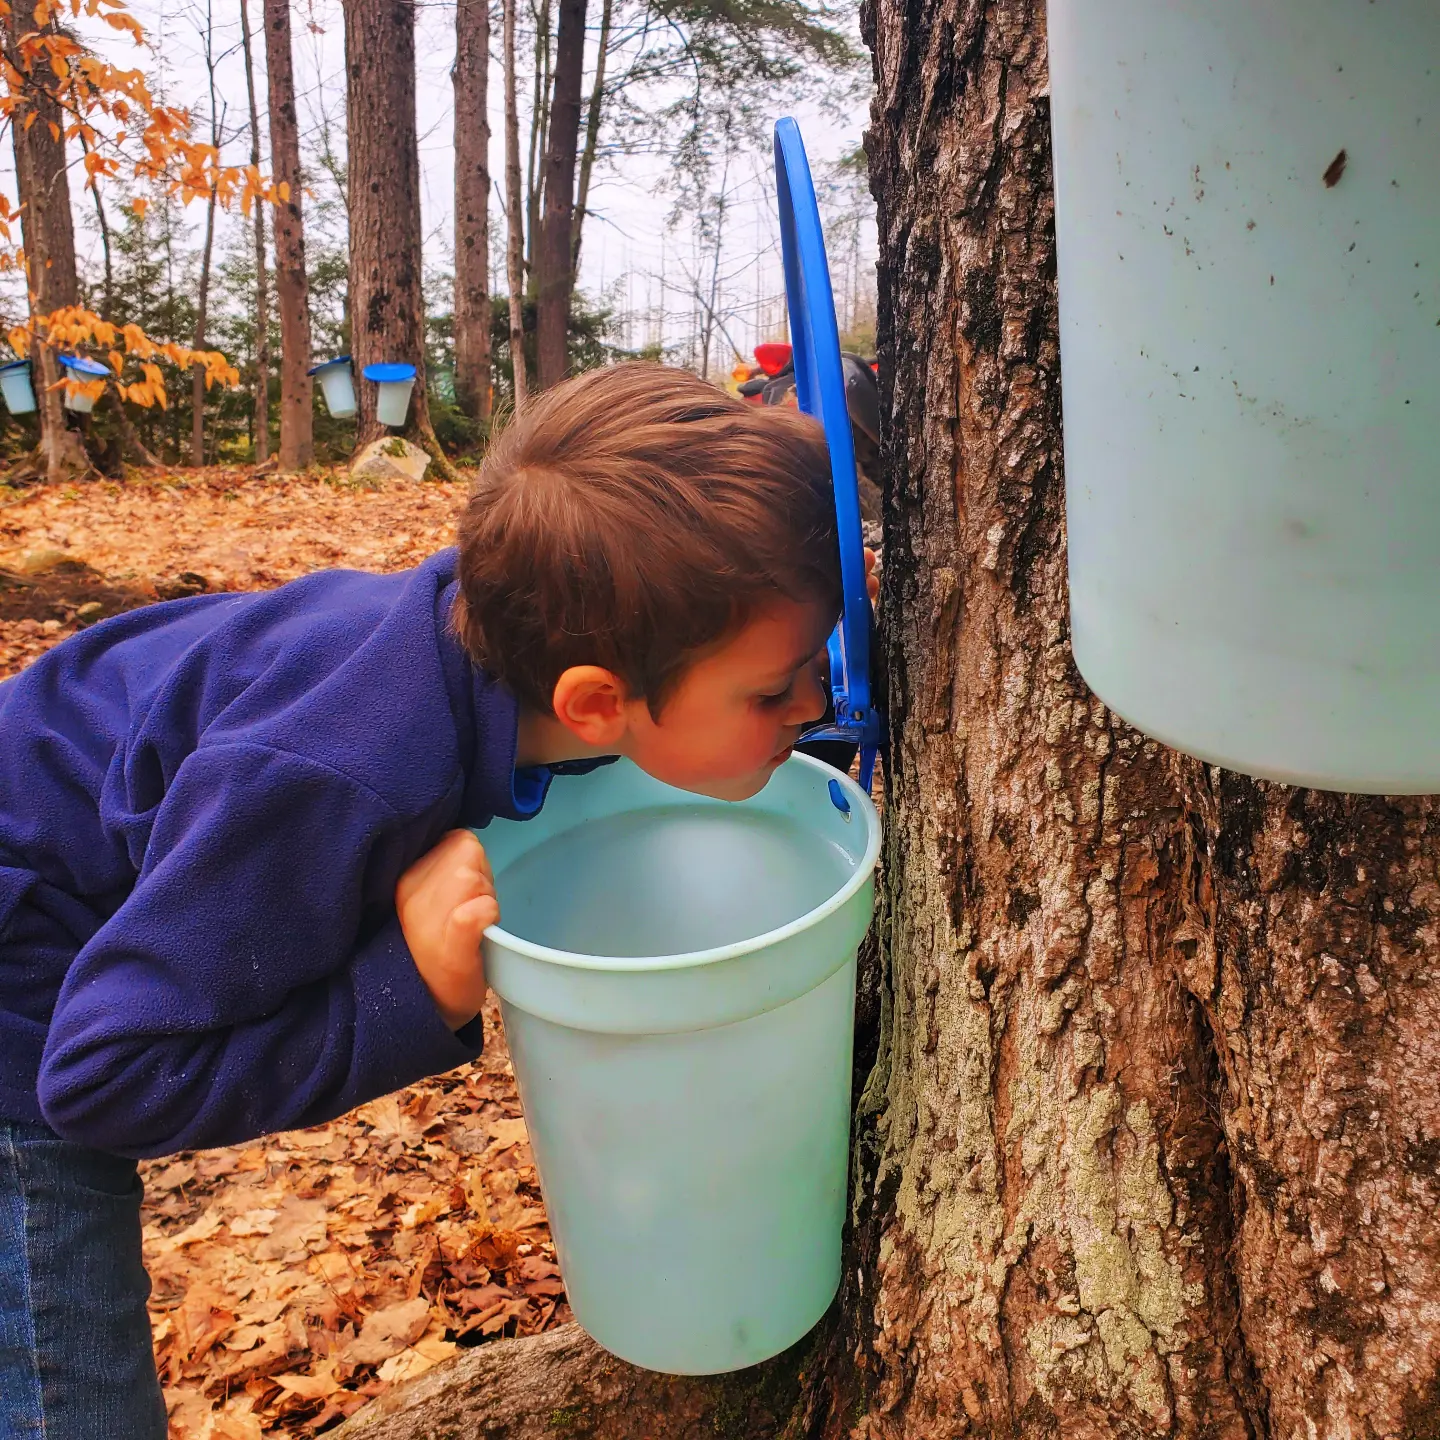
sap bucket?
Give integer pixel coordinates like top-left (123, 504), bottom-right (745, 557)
top-left (60, 354), bottom-right (108, 413)
top-left (1049, 0), bottom-right (1440, 792)
top-left (479, 755), bottom-right (880, 1374)
top-left (363, 362), bottom-right (416, 427)
top-left (0, 360), bottom-right (35, 415)
top-left (307, 356), bottom-right (356, 418)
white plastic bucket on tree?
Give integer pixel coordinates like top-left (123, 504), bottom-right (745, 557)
top-left (0, 360), bottom-right (35, 415)
top-left (1049, 0), bottom-right (1440, 792)
top-left (60, 354), bottom-right (109, 414)
top-left (307, 356), bottom-right (356, 418)
top-left (479, 755), bottom-right (880, 1374)
top-left (362, 362), bottom-right (416, 427)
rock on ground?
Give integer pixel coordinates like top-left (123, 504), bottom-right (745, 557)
top-left (350, 438), bottom-right (433, 485)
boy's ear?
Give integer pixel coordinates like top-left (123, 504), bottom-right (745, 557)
top-left (550, 665), bottom-right (631, 746)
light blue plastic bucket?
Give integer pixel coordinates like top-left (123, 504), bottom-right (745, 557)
top-left (363, 362), bottom-right (416, 427)
top-left (479, 753), bottom-right (880, 1374)
top-left (308, 356), bottom-right (356, 418)
top-left (0, 360), bottom-right (35, 415)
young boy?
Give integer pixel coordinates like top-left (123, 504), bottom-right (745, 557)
top-left (0, 363), bottom-right (853, 1437)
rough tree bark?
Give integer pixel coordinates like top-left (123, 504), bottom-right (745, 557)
top-left (533, 0), bottom-right (585, 389)
top-left (6, 0), bottom-right (88, 483)
top-left (331, 0), bottom-right (1440, 1435)
top-left (265, 0), bottom-right (314, 469)
top-left (341, 0), bottom-right (454, 474)
top-left (831, 0), bottom-right (1440, 1434)
top-left (453, 0), bottom-right (493, 427)
top-left (502, 0), bottom-right (528, 411)
top-left (240, 0), bottom-right (271, 464)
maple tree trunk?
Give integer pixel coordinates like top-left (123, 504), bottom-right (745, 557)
top-left (533, 0), bottom-right (584, 390)
top-left (340, 2), bottom-right (1440, 1435)
top-left (502, 0), bottom-right (528, 411)
top-left (191, 192), bottom-right (217, 467)
top-left (815, 0), bottom-right (1440, 1434)
top-left (453, 0), bottom-right (493, 426)
top-left (266, 0), bottom-right (314, 470)
top-left (240, 0), bottom-right (271, 464)
top-left (342, 0), bottom-right (444, 457)
top-left (7, 0), bottom-right (87, 484)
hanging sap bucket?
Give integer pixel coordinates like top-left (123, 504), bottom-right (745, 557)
top-left (1049, 0), bottom-right (1440, 792)
top-left (478, 118), bottom-right (883, 1376)
top-left (481, 757), bottom-right (878, 1374)
top-left (60, 354), bottom-right (109, 414)
top-left (0, 359), bottom-right (35, 415)
top-left (362, 362), bottom-right (416, 427)
top-left (307, 355), bottom-right (356, 418)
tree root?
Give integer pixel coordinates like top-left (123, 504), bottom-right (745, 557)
top-left (331, 1322), bottom-right (810, 1440)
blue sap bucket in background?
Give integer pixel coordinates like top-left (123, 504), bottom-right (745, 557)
top-left (363, 362), bottom-right (416, 427)
top-left (480, 756), bottom-right (879, 1374)
top-left (60, 354), bottom-right (108, 413)
top-left (0, 360), bottom-right (35, 415)
top-left (478, 119), bottom-right (882, 1375)
top-left (308, 356), bottom-right (356, 418)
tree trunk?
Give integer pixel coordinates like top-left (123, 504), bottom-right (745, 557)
top-left (322, 2), bottom-right (1440, 1435)
top-left (503, 0), bottom-right (528, 412)
top-left (265, 0), bottom-right (315, 469)
top-left (342, 0), bottom-right (442, 457)
top-left (534, 0), bottom-right (585, 389)
top-left (240, 0), bottom-right (272, 464)
top-left (7, 0), bottom-right (88, 483)
top-left (524, 0), bottom-right (552, 280)
top-left (570, 0), bottom-right (611, 281)
top-left (190, 186), bottom-right (216, 466)
top-left (190, 0), bottom-right (219, 468)
top-left (453, 0), bottom-right (493, 426)
top-left (824, 0), bottom-right (1440, 1434)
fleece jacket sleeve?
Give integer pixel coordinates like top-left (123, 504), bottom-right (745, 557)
top-left (36, 741), bottom-right (481, 1158)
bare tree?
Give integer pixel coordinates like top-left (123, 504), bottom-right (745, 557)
top-left (190, 0), bottom-right (221, 467)
top-left (239, 0), bottom-right (271, 463)
top-left (503, 0), bottom-right (528, 411)
top-left (569, 0), bottom-right (612, 280)
top-left (453, 0), bottom-right (493, 426)
top-left (265, 0), bottom-right (314, 469)
top-left (534, 0), bottom-right (586, 387)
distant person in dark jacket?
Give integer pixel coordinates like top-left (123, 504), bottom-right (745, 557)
top-left (0, 363), bottom-right (858, 1439)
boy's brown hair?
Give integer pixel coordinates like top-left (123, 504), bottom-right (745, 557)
top-left (453, 362), bottom-right (840, 716)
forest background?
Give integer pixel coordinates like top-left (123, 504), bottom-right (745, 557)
top-left (0, 0), bottom-right (878, 475)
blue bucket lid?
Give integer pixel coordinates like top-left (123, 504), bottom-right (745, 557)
top-left (60, 354), bottom-right (110, 377)
top-left (0, 359), bottom-right (30, 374)
top-left (774, 117), bottom-right (882, 791)
top-left (362, 362), bottom-right (417, 384)
top-left (307, 354), bottom-right (351, 376)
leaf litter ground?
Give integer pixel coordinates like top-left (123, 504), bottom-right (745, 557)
top-left (1, 467), bottom-right (570, 1438)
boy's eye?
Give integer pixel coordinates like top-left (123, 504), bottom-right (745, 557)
top-left (757, 684), bottom-right (793, 708)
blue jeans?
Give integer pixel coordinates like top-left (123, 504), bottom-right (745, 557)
top-left (0, 1119), bottom-right (165, 1438)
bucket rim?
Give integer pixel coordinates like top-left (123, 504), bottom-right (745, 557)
top-left (482, 751), bottom-right (881, 972)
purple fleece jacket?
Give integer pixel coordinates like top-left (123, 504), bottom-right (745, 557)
top-left (0, 549), bottom-right (564, 1158)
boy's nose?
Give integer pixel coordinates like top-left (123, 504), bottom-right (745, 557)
top-left (788, 660), bottom-right (828, 727)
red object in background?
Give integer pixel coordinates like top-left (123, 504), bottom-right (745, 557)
top-left (753, 342), bottom-right (793, 377)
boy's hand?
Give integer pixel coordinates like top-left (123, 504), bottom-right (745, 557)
top-left (864, 547), bottom-right (880, 603)
top-left (395, 830), bottom-right (498, 1032)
